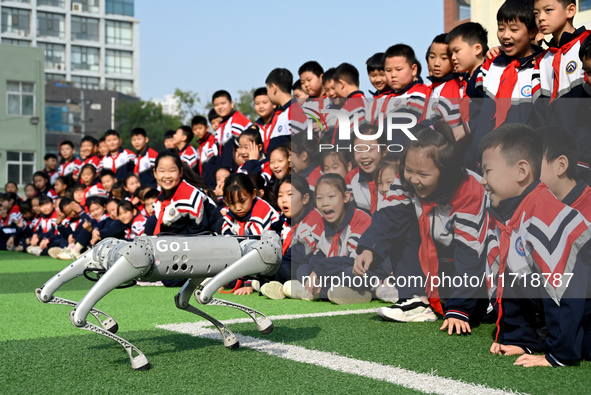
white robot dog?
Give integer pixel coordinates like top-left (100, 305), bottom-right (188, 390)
top-left (35, 231), bottom-right (282, 370)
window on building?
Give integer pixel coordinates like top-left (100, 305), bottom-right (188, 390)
top-left (105, 20), bottom-right (133, 45)
top-left (45, 103), bottom-right (76, 133)
top-left (37, 42), bottom-right (66, 70)
top-left (106, 78), bottom-right (133, 95)
top-left (1, 0), bottom-right (30, 3)
top-left (74, 0), bottom-right (100, 13)
top-left (1, 38), bottom-right (30, 46)
top-left (71, 16), bottom-right (99, 41)
top-left (105, 0), bottom-right (134, 17)
top-left (37, 12), bottom-right (65, 38)
top-left (71, 75), bottom-right (100, 90)
top-left (7, 81), bottom-right (35, 116)
top-left (37, 0), bottom-right (65, 7)
top-left (71, 45), bottom-right (100, 71)
top-left (1, 8), bottom-right (31, 36)
top-left (105, 49), bottom-right (133, 74)
top-left (581, 0), bottom-right (591, 11)
top-left (7, 151), bottom-right (35, 186)
top-left (456, 0), bottom-right (470, 21)
top-left (45, 73), bottom-right (66, 84)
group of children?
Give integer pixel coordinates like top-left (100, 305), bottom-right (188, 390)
top-left (2, 0), bottom-right (591, 367)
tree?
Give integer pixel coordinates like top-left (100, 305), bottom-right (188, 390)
top-left (234, 88), bottom-right (257, 122)
top-left (115, 100), bottom-right (181, 152)
top-left (173, 88), bottom-right (203, 124)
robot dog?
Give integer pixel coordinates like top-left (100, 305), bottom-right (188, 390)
top-left (35, 231), bottom-right (282, 370)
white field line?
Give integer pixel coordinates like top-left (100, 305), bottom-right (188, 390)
top-left (158, 309), bottom-right (525, 395)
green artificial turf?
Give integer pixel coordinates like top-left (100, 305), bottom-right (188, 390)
top-left (1, 251), bottom-right (590, 394)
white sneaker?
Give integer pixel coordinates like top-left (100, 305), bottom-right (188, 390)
top-left (27, 246), bottom-right (42, 256)
top-left (260, 281), bottom-right (285, 300)
top-left (327, 286), bottom-right (372, 305)
top-left (377, 296), bottom-right (437, 322)
top-left (283, 280), bottom-right (315, 300)
top-left (48, 247), bottom-right (64, 259)
top-left (56, 249), bottom-right (80, 260)
top-left (251, 279), bottom-right (261, 292)
top-left (376, 283), bottom-right (399, 304)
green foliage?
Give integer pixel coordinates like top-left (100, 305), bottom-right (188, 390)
top-left (234, 88), bottom-right (257, 122)
top-left (173, 88), bottom-right (204, 124)
top-left (115, 100), bottom-right (181, 152)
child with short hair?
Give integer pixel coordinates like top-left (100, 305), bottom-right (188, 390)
top-left (131, 127), bottom-right (158, 189)
top-left (265, 68), bottom-right (307, 153)
top-left (375, 156), bottom-right (401, 210)
top-left (192, 115), bottom-right (218, 189)
top-left (101, 129), bottom-right (136, 182)
top-left (99, 169), bottom-right (117, 197)
top-left (345, 124), bottom-right (387, 215)
top-left (581, 35), bottom-right (591, 94)
top-left (332, 62), bottom-right (367, 146)
top-left (118, 200), bottom-right (146, 241)
top-left (466, 0), bottom-right (542, 173)
top-left (78, 164), bottom-right (108, 206)
top-left (292, 79), bottom-right (308, 105)
top-left (214, 167), bottom-right (231, 205)
top-left (532, 0), bottom-right (591, 182)
top-left (75, 136), bottom-right (102, 180)
top-left (97, 136), bottom-right (109, 159)
top-left (142, 188), bottom-right (159, 218)
top-left (122, 173), bottom-right (141, 204)
top-left (33, 171), bottom-right (57, 201)
top-left (295, 173), bottom-right (373, 304)
top-left (235, 126), bottom-right (273, 184)
top-left (163, 130), bottom-right (176, 150)
top-left (43, 153), bottom-right (59, 186)
top-left (213, 90), bottom-right (253, 169)
top-left (356, 121), bottom-right (489, 332)
top-left (291, 132), bottom-right (322, 191)
top-left (173, 125), bottom-right (198, 170)
top-left (207, 108), bottom-right (223, 134)
top-left (322, 151), bottom-right (352, 180)
top-left (269, 145), bottom-right (291, 181)
top-left (220, 173), bottom-right (281, 295)
top-left (253, 87), bottom-right (277, 152)
top-left (24, 183), bottom-right (37, 200)
top-left (57, 140), bottom-right (82, 181)
top-left (299, 61), bottom-right (325, 98)
top-left (377, 44), bottom-right (430, 134)
top-left (366, 52), bottom-right (391, 97)
top-left (538, 126), bottom-right (591, 220)
top-left (480, 123), bottom-right (591, 367)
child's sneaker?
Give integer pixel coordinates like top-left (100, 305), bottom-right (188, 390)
top-left (375, 283), bottom-right (399, 304)
top-left (260, 281), bottom-right (286, 300)
top-left (283, 280), bottom-right (315, 300)
top-left (377, 296), bottom-right (437, 322)
top-left (48, 247), bottom-right (64, 259)
top-left (56, 249), bottom-right (80, 260)
top-left (328, 286), bottom-right (372, 305)
top-left (27, 246), bottom-right (42, 256)
top-left (251, 279), bottom-right (261, 292)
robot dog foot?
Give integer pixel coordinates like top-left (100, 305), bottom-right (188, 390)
top-left (35, 288), bottom-right (119, 333)
top-left (69, 311), bottom-right (149, 370)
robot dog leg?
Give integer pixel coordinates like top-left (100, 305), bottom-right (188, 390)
top-left (35, 238), bottom-right (126, 333)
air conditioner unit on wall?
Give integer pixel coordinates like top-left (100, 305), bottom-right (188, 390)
top-left (55, 63), bottom-right (65, 71)
top-left (72, 3), bottom-right (82, 12)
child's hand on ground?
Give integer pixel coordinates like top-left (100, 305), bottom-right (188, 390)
top-left (491, 343), bottom-right (525, 356)
top-left (233, 286), bottom-right (253, 295)
top-left (353, 250), bottom-right (373, 276)
top-left (440, 318), bottom-right (471, 335)
top-left (514, 354), bottom-right (551, 367)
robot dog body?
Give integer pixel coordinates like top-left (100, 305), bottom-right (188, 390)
top-left (36, 231), bottom-right (282, 370)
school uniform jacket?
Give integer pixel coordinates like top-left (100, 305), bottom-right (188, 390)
top-left (266, 100), bottom-right (307, 154)
top-left (345, 167), bottom-right (379, 215)
top-left (38, 186), bottom-right (58, 202)
top-left (296, 204), bottom-right (372, 279)
top-left (532, 27), bottom-right (591, 172)
top-left (195, 133), bottom-right (218, 189)
top-left (134, 146), bottom-right (158, 189)
top-left (6, 204), bottom-right (22, 226)
top-left (358, 172), bottom-right (488, 319)
top-left (563, 180), bottom-right (591, 222)
top-left (124, 212), bottom-right (146, 241)
top-left (43, 169), bottom-right (59, 186)
top-left (101, 148), bottom-right (136, 182)
top-left (58, 158), bottom-right (82, 178)
top-left (80, 181), bottom-right (108, 207)
top-left (74, 155), bottom-right (102, 178)
top-left (297, 164), bottom-right (323, 191)
top-left (485, 181), bottom-right (591, 366)
top-left (421, 74), bottom-right (462, 127)
top-left (332, 91), bottom-right (367, 146)
top-left (153, 180), bottom-right (221, 235)
top-left (179, 143), bottom-right (198, 170)
top-left (216, 110), bottom-right (252, 169)
top-left (220, 197), bottom-right (280, 236)
top-left (237, 158), bottom-right (273, 185)
top-left (374, 79), bottom-right (429, 125)
top-left (35, 210), bottom-right (59, 243)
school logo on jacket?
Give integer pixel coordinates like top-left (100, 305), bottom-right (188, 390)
top-left (278, 125), bottom-right (283, 132)
top-left (566, 61), bottom-right (578, 74)
top-left (393, 99), bottom-right (402, 108)
top-left (521, 85), bottom-right (532, 97)
top-left (168, 208), bottom-right (176, 217)
top-left (515, 237), bottom-right (526, 257)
